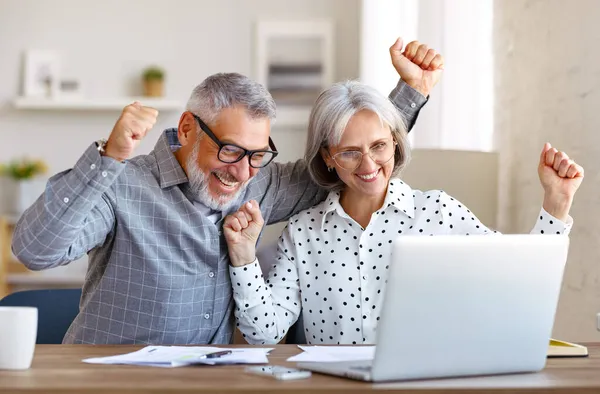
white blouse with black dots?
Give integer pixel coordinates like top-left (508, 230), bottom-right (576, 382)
top-left (229, 179), bottom-right (572, 345)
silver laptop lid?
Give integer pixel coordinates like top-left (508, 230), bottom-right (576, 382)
top-left (372, 234), bottom-right (569, 381)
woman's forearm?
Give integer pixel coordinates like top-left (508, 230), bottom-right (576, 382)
top-left (542, 193), bottom-right (573, 223)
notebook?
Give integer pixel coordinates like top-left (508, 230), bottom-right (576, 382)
top-left (548, 339), bottom-right (588, 357)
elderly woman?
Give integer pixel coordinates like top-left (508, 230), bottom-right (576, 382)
top-left (223, 81), bottom-right (584, 345)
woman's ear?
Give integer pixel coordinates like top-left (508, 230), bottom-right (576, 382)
top-left (320, 147), bottom-right (334, 170)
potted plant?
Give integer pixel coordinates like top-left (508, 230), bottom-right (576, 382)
top-left (142, 66), bottom-right (165, 97)
top-left (0, 158), bottom-right (48, 215)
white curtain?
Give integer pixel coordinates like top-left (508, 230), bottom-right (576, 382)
top-left (359, 0), bottom-right (419, 96)
top-left (360, 0), bottom-right (494, 152)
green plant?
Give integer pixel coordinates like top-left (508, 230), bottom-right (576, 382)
top-left (0, 158), bottom-right (48, 180)
top-left (142, 66), bottom-right (165, 81)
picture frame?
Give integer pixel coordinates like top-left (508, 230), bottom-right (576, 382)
top-left (254, 19), bottom-right (334, 127)
top-left (22, 50), bottom-right (61, 98)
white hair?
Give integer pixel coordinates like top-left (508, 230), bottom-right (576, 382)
top-left (305, 80), bottom-right (411, 190)
top-left (186, 72), bottom-right (276, 128)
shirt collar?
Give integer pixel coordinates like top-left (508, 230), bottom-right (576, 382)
top-left (153, 128), bottom-right (189, 189)
top-left (321, 178), bottom-right (415, 226)
top-left (381, 179), bottom-right (415, 218)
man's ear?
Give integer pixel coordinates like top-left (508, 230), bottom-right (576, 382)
top-left (177, 112), bottom-right (196, 146)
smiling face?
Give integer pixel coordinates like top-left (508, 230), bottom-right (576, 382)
top-left (321, 110), bottom-right (395, 204)
top-left (176, 106), bottom-right (271, 210)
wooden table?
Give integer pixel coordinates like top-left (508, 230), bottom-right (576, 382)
top-left (1, 344), bottom-right (599, 393)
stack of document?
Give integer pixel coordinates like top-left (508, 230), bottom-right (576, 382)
top-left (287, 346), bottom-right (375, 362)
top-left (83, 346), bottom-right (273, 368)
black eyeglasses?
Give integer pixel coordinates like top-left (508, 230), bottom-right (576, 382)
top-left (192, 113), bottom-right (278, 168)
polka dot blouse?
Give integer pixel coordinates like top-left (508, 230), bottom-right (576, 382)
top-left (229, 179), bottom-right (572, 345)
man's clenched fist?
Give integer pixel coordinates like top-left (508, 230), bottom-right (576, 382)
top-left (103, 102), bottom-right (158, 162)
top-left (389, 37), bottom-right (444, 98)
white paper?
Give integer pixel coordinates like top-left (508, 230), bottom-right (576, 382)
top-left (83, 346), bottom-right (273, 368)
top-left (287, 345), bottom-right (376, 362)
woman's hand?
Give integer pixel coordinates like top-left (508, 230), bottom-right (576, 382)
top-left (538, 143), bottom-right (584, 222)
top-left (223, 200), bottom-right (264, 267)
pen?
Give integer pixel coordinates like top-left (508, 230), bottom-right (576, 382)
top-left (202, 350), bottom-right (232, 359)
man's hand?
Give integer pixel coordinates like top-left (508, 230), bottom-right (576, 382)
top-left (538, 142), bottom-right (584, 222)
top-left (390, 37), bottom-right (444, 98)
top-left (223, 200), bottom-right (264, 267)
top-left (103, 102), bottom-right (158, 162)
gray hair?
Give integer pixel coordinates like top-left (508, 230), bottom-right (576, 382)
top-left (305, 80), bottom-right (411, 190)
top-left (186, 73), bottom-right (276, 129)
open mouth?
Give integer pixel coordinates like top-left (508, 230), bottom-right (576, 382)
top-left (355, 169), bottom-right (380, 182)
top-left (213, 172), bottom-right (239, 190)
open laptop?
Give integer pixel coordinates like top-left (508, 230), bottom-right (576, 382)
top-left (297, 234), bottom-right (569, 382)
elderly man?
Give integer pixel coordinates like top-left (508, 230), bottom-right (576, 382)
top-left (12, 38), bottom-right (444, 344)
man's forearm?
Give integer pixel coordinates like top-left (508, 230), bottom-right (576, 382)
top-left (12, 143), bottom-right (122, 270)
top-left (388, 79), bottom-right (428, 132)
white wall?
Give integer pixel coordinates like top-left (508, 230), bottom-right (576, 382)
top-left (0, 0), bottom-right (360, 274)
top-left (359, 0), bottom-right (418, 96)
top-left (495, 0), bottom-right (600, 342)
top-left (0, 0), bottom-right (360, 178)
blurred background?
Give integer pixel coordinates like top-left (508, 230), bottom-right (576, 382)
top-left (0, 0), bottom-right (598, 342)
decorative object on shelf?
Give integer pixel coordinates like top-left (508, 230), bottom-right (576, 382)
top-left (58, 79), bottom-right (82, 99)
top-left (14, 58), bottom-right (182, 111)
top-left (22, 50), bottom-right (61, 98)
top-left (255, 19), bottom-right (334, 127)
top-left (0, 158), bottom-right (47, 181)
top-left (142, 66), bottom-right (165, 97)
top-left (0, 158), bottom-right (48, 216)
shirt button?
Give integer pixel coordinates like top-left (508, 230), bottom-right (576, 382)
top-left (90, 164), bottom-right (96, 170)
top-left (209, 272), bottom-right (215, 278)
top-left (204, 313), bottom-right (210, 320)
top-left (410, 102), bottom-right (416, 108)
top-left (101, 171), bottom-right (108, 177)
top-left (63, 197), bottom-right (69, 203)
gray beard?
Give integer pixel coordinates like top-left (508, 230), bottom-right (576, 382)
top-left (186, 142), bottom-right (247, 211)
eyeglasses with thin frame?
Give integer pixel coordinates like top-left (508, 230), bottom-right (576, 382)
top-left (192, 113), bottom-right (278, 168)
top-left (329, 137), bottom-right (397, 171)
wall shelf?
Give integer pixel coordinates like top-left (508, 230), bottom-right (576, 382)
top-left (12, 98), bottom-right (308, 128)
top-left (12, 97), bottom-right (184, 111)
